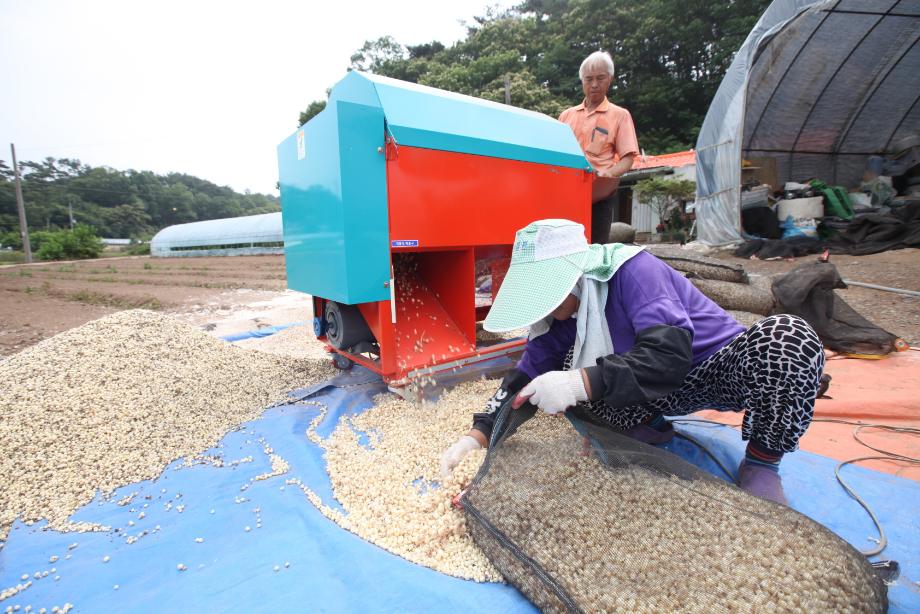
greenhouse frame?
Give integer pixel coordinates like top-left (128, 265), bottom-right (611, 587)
top-left (150, 212), bottom-right (284, 257)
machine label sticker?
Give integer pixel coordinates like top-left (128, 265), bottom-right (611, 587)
top-left (296, 129), bottom-right (306, 160)
top-left (391, 240), bottom-right (418, 248)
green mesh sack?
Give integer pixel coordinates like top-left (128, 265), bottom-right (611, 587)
top-left (460, 402), bottom-right (887, 613)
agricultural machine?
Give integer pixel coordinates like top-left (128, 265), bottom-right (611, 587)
top-left (277, 72), bottom-right (592, 394)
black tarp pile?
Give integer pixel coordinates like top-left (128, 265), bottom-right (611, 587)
top-left (771, 262), bottom-right (898, 355)
top-left (736, 201), bottom-right (920, 259)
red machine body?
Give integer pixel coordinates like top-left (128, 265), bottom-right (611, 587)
top-left (314, 142), bottom-right (592, 388)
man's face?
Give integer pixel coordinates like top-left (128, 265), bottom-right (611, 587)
top-left (581, 66), bottom-right (612, 106)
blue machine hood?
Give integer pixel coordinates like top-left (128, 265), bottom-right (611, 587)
top-left (330, 72), bottom-right (589, 170)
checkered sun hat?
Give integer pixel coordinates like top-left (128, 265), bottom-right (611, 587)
top-left (484, 219), bottom-right (591, 332)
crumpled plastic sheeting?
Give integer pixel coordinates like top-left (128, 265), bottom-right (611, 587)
top-left (1, 367), bottom-right (917, 612)
top-left (695, 0), bottom-right (818, 246)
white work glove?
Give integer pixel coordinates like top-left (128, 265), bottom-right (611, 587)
top-left (440, 435), bottom-right (483, 479)
top-left (515, 370), bottom-right (588, 415)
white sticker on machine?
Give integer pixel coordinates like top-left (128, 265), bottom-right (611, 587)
top-left (296, 129), bottom-right (306, 160)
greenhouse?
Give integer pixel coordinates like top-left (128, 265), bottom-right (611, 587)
top-left (695, 0), bottom-right (920, 246)
top-left (150, 212), bottom-right (283, 257)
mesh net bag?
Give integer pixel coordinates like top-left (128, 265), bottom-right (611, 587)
top-left (461, 402), bottom-right (887, 613)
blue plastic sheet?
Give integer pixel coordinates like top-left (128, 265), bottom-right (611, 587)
top-left (1, 368), bottom-right (918, 612)
top-left (219, 322), bottom-right (306, 343)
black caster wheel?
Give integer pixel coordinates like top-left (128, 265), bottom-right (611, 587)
top-left (325, 301), bottom-right (374, 350)
top-left (332, 353), bottom-right (354, 370)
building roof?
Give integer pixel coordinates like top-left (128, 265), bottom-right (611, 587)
top-left (632, 150), bottom-right (696, 170)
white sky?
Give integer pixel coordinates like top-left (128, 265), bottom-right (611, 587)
top-left (0, 0), bottom-right (515, 195)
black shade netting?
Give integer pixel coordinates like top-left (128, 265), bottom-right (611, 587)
top-left (771, 261), bottom-right (897, 355)
top-left (461, 402), bottom-right (887, 613)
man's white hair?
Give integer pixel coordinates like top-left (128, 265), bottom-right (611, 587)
top-left (579, 51), bottom-right (615, 80)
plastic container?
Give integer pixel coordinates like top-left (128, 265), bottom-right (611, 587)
top-left (776, 196), bottom-right (824, 221)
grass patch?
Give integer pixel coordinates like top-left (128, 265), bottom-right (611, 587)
top-left (19, 269), bottom-right (33, 277)
top-left (22, 281), bottom-right (51, 295)
top-left (68, 289), bottom-right (163, 310)
top-left (0, 251), bottom-right (27, 264)
top-left (58, 264), bottom-right (78, 273)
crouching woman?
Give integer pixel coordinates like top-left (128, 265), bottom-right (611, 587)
top-left (440, 219), bottom-right (825, 505)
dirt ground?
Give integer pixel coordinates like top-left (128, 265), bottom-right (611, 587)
top-left (1, 248), bottom-right (919, 357)
top-left (712, 247), bottom-right (920, 345)
top-left (0, 255), bottom-right (308, 356)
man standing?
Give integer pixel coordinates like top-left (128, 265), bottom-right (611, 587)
top-left (559, 51), bottom-right (639, 243)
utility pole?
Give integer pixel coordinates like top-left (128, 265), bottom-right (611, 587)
top-left (10, 143), bottom-right (32, 263)
top-left (68, 199), bottom-right (75, 229)
top-left (504, 74), bottom-right (511, 105)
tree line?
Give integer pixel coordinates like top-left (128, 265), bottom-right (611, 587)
top-left (0, 157), bottom-right (279, 245)
top-left (300, 0), bottom-right (770, 154)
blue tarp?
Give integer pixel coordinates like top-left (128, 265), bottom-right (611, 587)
top-left (1, 367), bottom-right (918, 612)
top-left (219, 322), bottom-right (306, 343)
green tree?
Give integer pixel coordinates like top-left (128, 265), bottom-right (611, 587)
top-left (633, 176), bottom-right (696, 230)
top-left (103, 203), bottom-right (153, 238)
top-left (0, 156), bottom-right (280, 240)
top-left (0, 160), bottom-right (17, 233)
top-left (298, 100), bottom-right (327, 126)
top-left (330, 0), bottom-right (770, 153)
top-left (350, 36), bottom-right (407, 73)
top-left (35, 225), bottom-right (104, 260)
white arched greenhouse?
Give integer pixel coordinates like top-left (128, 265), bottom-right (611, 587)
top-left (150, 212), bottom-right (283, 257)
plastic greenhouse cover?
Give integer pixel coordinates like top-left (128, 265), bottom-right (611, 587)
top-left (150, 212), bottom-right (282, 252)
top-left (1, 366), bottom-right (917, 612)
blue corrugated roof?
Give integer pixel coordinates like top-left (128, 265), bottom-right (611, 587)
top-left (327, 72), bottom-right (589, 170)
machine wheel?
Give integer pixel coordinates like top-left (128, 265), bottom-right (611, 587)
top-left (332, 353), bottom-right (354, 370)
top-left (324, 301), bottom-right (375, 350)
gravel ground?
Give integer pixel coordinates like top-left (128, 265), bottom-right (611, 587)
top-left (713, 247), bottom-right (920, 345)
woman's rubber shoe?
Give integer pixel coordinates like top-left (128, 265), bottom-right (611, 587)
top-left (738, 461), bottom-right (788, 505)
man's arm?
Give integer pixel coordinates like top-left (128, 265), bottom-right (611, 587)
top-left (596, 153), bottom-right (634, 179)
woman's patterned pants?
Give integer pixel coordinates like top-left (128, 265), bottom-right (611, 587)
top-left (577, 315), bottom-right (825, 453)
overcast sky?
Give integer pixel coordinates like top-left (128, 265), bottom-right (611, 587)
top-left (0, 0), bottom-right (515, 195)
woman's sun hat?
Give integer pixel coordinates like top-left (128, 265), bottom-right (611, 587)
top-left (484, 219), bottom-right (591, 332)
